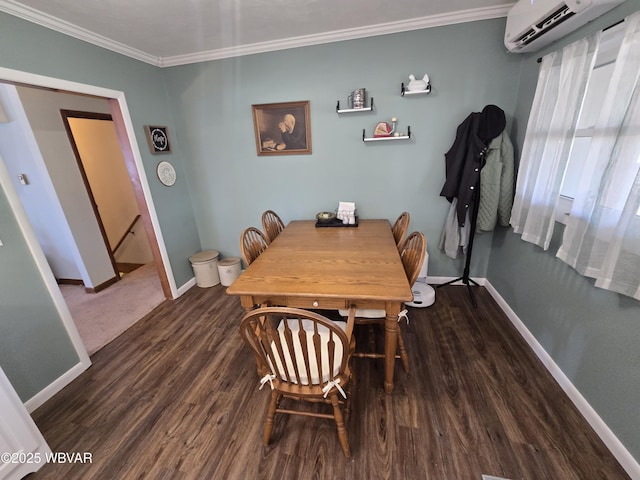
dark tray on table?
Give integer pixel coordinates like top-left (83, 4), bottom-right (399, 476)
top-left (315, 216), bottom-right (358, 227)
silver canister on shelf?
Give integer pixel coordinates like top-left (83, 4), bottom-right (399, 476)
top-left (348, 88), bottom-right (366, 109)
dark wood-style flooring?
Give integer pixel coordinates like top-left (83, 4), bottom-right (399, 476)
top-left (28, 285), bottom-right (630, 479)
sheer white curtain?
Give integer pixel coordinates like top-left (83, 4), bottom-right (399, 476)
top-left (556, 12), bottom-right (640, 301)
top-left (510, 34), bottom-right (600, 250)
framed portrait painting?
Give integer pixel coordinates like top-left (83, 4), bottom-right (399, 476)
top-left (252, 101), bottom-right (312, 156)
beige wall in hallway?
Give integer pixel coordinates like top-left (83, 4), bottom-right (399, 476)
top-left (68, 118), bottom-right (152, 265)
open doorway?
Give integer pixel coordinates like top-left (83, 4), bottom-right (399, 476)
top-left (60, 110), bottom-right (155, 283)
top-left (57, 109), bottom-right (166, 354)
top-left (0, 76), bottom-right (174, 357)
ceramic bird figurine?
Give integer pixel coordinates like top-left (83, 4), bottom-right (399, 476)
top-left (407, 74), bottom-right (430, 91)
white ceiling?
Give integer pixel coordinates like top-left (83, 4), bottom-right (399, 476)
top-left (0, 0), bottom-right (514, 66)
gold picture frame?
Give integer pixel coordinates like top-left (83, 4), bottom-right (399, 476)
top-left (252, 101), bottom-right (312, 156)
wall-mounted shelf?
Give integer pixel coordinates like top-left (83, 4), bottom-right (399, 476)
top-left (401, 83), bottom-right (431, 96)
top-left (336, 97), bottom-right (374, 114)
top-left (363, 126), bottom-right (411, 142)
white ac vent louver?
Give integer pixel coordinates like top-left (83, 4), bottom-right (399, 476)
top-left (505, 0), bottom-right (626, 53)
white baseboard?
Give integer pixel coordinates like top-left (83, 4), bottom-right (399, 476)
top-left (176, 277), bottom-right (197, 297)
top-left (483, 279), bottom-right (640, 480)
top-left (24, 361), bottom-right (89, 413)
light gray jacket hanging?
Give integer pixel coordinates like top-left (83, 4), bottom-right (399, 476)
top-left (476, 130), bottom-right (514, 232)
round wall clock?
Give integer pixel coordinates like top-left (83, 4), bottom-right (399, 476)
top-left (157, 161), bottom-right (176, 186)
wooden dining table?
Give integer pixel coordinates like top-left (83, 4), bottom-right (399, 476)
top-left (226, 219), bottom-right (413, 393)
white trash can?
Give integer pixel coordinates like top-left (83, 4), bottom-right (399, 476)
top-left (189, 250), bottom-right (220, 287)
top-left (218, 257), bottom-right (242, 286)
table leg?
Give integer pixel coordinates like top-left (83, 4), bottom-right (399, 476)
top-left (384, 302), bottom-right (400, 393)
top-left (240, 296), bottom-right (257, 312)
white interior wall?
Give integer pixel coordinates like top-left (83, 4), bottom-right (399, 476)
top-left (0, 84), bottom-right (82, 280)
top-left (13, 86), bottom-right (116, 288)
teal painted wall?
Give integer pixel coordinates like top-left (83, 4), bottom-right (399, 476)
top-left (0, 183), bottom-right (79, 400)
top-left (488, 0), bottom-right (640, 462)
top-left (0, 12), bottom-right (201, 400)
top-left (161, 19), bottom-right (522, 275)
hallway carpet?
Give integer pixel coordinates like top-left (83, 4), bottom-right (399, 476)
top-left (60, 262), bottom-right (165, 355)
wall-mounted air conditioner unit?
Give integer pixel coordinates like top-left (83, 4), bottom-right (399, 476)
top-left (504, 0), bottom-right (626, 53)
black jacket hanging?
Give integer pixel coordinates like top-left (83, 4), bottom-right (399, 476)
top-left (439, 105), bottom-right (506, 227)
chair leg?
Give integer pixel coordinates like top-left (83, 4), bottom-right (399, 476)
top-left (263, 391), bottom-right (279, 446)
top-left (330, 393), bottom-right (351, 458)
top-left (397, 328), bottom-right (410, 373)
top-left (344, 373), bottom-right (353, 424)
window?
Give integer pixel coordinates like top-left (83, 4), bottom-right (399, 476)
top-left (559, 24), bottom-right (640, 220)
top-left (511, 12), bottom-right (640, 300)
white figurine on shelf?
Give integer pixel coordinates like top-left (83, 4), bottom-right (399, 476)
top-left (407, 74), bottom-right (430, 91)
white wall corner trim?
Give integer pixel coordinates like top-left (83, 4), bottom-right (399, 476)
top-left (483, 280), bottom-right (640, 480)
top-left (0, 1), bottom-right (512, 67)
top-left (177, 277), bottom-right (197, 297)
top-left (24, 361), bottom-right (87, 413)
top-left (161, 5), bottom-right (513, 66)
top-left (0, 96), bottom-right (9, 122)
top-left (0, 0), bottom-right (159, 65)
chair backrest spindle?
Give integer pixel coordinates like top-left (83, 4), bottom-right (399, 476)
top-left (398, 231), bottom-right (426, 286)
top-left (240, 307), bottom-right (353, 387)
top-left (392, 212), bottom-right (410, 246)
top-left (240, 227), bottom-right (269, 266)
top-left (261, 210), bottom-right (285, 244)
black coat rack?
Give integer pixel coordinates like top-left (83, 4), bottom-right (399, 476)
top-left (437, 104), bottom-right (504, 308)
top-left (437, 169), bottom-right (483, 308)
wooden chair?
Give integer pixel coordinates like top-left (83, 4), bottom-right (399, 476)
top-left (240, 227), bottom-right (269, 266)
top-left (261, 210), bottom-right (285, 244)
top-left (392, 211), bottom-right (410, 246)
top-left (339, 231), bottom-right (426, 373)
top-left (239, 306), bottom-right (356, 457)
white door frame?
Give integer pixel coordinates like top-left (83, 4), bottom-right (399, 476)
top-left (0, 367), bottom-right (51, 479)
top-left (0, 66), bottom-right (177, 410)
